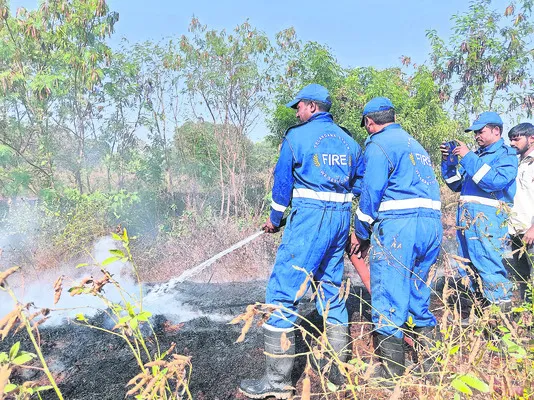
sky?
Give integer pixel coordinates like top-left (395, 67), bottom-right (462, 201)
top-left (10, 0), bottom-right (524, 140)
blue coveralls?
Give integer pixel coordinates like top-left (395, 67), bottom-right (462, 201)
top-left (265, 112), bottom-right (364, 330)
top-left (354, 124), bottom-right (442, 338)
top-left (441, 138), bottom-right (517, 303)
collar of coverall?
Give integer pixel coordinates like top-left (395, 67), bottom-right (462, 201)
top-left (364, 123), bottom-right (401, 145)
top-left (307, 111), bottom-right (333, 123)
top-left (475, 138), bottom-right (504, 155)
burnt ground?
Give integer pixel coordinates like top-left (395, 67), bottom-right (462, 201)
top-left (1, 280), bottom-right (375, 400)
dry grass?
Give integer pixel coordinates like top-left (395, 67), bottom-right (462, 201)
top-left (132, 214), bottom-right (278, 283)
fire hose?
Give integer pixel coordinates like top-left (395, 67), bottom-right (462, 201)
top-left (159, 216), bottom-right (371, 292)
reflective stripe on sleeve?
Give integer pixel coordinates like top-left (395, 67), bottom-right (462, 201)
top-left (378, 198), bottom-right (441, 212)
top-left (472, 163), bottom-right (491, 184)
top-left (356, 208), bottom-right (375, 225)
top-left (271, 201), bottom-right (287, 213)
top-left (263, 323), bottom-right (294, 332)
top-left (292, 188), bottom-right (353, 203)
top-left (445, 171), bottom-right (462, 184)
top-left (459, 195), bottom-right (500, 208)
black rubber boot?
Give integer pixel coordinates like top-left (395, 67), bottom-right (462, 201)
top-left (412, 325), bottom-right (442, 376)
top-left (370, 334), bottom-right (405, 388)
top-left (239, 327), bottom-right (295, 399)
top-left (324, 324), bottom-right (351, 386)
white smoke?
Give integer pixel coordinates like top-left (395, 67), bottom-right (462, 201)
top-left (0, 236), bottom-right (229, 327)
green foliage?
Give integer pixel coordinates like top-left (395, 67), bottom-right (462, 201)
top-left (269, 61), bottom-right (464, 164)
top-left (0, 342), bottom-right (54, 399)
top-left (451, 373), bottom-right (490, 396)
top-left (267, 43), bottom-right (345, 143)
top-left (174, 121), bottom-right (220, 185)
top-left (427, 0), bottom-right (534, 116)
top-left (39, 188), bottom-right (140, 257)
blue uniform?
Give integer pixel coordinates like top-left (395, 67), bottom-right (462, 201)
top-left (354, 124), bottom-right (442, 338)
top-left (442, 138), bottom-right (517, 303)
top-left (265, 112), bottom-right (364, 330)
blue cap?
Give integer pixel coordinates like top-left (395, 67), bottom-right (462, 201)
top-left (360, 97), bottom-right (394, 126)
top-left (465, 111), bottom-right (503, 132)
top-left (286, 84), bottom-right (332, 109)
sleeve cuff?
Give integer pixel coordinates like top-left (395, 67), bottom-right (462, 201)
top-left (270, 209), bottom-right (284, 227)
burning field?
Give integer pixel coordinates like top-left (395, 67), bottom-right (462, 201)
top-left (0, 268), bottom-right (373, 399)
top-left (0, 222), bottom-right (532, 399)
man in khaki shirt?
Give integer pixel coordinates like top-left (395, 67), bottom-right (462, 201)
top-left (508, 122), bottom-right (534, 301)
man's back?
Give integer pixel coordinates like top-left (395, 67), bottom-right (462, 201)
top-left (284, 112), bottom-right (362, 197)
top-left (362, 123), bottom-right (441, 218)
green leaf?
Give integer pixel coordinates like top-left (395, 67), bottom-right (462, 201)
top-left (76, 263), bottom-right (89, 269)
top-left (9, 342), bottom-right (20, 359)
top-left (102, 256), bottom-right (121, 266)
top-left (0, 352), bottom-right (8, 363)
top-left (4, 383), bottom-right (17, 393)
top-left (498, 326), bottom-right (510, 333)
top-left (111, 232), bottom-right (121, 241)
top-left (451, 377), bottom-right (473, 395)
top-left (459, 373), bottom-right (489, 393)
top-left (137, 311), bottom-right (152, 322)
top-left (454, 393), bottom-right (460, 400)
top-left (130, 318), bottom-right (139, 330)
top-left (12, 352), bottom-right (35, 365)
top-left (487, 342), bottom-right (499, 352)
top-left (35, 385), bottom-right (53, 392)
top-left (122, 228), bottom-right (129, 244)
top-left (109, 249), bottom-right (125, 257)
top-left (326, 381), bottom-right (338, 392)
top-left (75, 313), bottom-right (87, 322)
top-left (449, 345), bottom-right (460, 355)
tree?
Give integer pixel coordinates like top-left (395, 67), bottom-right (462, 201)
top-left (178, 18), bottom-right (297, 219)
top-left (0, 0), bottom-right (119, 194)
top-left (101, 43), bottom-right (146, 189)
top-left (267, 42), bottom-right (345, 144)
top-left (268, 50), bottom-right (462, 164)
top-left (427, 0), bottom-right (534, 117)
top-left (335, 66), bottom-right (463, 162)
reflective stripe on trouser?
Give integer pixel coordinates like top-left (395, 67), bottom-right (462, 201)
top-left (370, 215), bottom-right (442, 338)
top-left (456, 203), bottom-right (513, 302)
top-left (266, 202), bottom-right (351, 329)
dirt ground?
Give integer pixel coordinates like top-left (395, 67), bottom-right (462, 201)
top-left (0, 278), bottom-right (377, 400)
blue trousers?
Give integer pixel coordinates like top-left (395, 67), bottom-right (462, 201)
top-left (456, 203), bottom-right (513, 303)
top-left (265, 201), bottom-right (351, 330)
top-left (370, 215), bottom-right (442, 338)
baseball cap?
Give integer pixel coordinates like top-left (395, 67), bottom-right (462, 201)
top-left (286, 84), bottom-right (332, 109)
top-left (465, 111), bottom-right (503, 132)
top-left (360, 97), bottom-right (394, 127)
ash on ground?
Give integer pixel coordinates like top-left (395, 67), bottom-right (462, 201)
top-left (1, 279), bottom-right (374, 400)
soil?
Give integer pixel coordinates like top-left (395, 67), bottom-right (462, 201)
top-left (1, 278), bottom-right (375, 400)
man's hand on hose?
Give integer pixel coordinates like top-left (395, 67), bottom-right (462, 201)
top-left (262, 217), bottom-right (280, 233)
top-left (347, 232), bottom-right (370, 259)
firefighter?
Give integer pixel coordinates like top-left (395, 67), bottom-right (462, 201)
top-left (239, 83), bottom-right (364, 399)
top-left (349, 97), bottom-right (442, 384)
top-left (441, 112), bottom-right (517, 319)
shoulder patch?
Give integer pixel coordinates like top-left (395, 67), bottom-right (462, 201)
top-left (283, 121), bottom-right (309, 137)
